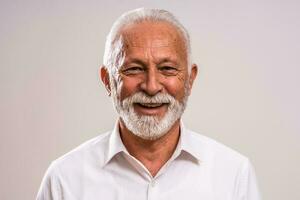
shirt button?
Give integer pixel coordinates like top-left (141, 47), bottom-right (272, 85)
top-left (150, 180), bottom-right (156, 187)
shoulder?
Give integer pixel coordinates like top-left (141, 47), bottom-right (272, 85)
top-left (36, 132), bottom-right (112, 199)
top-left (186, 129), bottom-right (260, 197)
top-left (186, 129), bottom-right (249, 167)
top-left (47, 131), bottom-right (111, 176)
top-left (186, 130), bottom-right (261, 199)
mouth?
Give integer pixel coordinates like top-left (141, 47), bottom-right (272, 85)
top-left (136, 103), bottom-right (167, 108)
top-left (133, 102), bottom-right (169, 115)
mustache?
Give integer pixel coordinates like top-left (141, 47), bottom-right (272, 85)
top-left (123, 92), bottom-right (175, 104)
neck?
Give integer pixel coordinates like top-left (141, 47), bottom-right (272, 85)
top-left (119, 119), bottom-right (181, 177)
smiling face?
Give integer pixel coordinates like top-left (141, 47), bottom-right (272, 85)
top-left (101, 21), bottom-right (197, 140)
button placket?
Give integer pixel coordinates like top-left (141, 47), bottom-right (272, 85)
top-left (147, 179), bottom-right (157, 200)
top-left (150, 180), bottom-right (155, 187)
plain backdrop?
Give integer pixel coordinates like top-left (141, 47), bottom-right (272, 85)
top-left (1, 0), bottom-right (299, 199)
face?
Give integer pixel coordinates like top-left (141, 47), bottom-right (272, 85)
top-left (101, 21), bottom-right (197, 140)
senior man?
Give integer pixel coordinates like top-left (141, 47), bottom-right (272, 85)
top-left (37, 8), bottom-right (261, 200)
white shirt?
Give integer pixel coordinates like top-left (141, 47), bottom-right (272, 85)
top-left (37, 123), bottom-right (261, 200)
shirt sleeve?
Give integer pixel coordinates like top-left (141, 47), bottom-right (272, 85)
top-left (237, 159), bottom-right (262, 200)
top-left (36, 162), bottom-right (63, 200)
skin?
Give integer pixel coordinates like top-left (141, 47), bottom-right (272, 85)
top-left (101, 21), bottom-right (198, 177)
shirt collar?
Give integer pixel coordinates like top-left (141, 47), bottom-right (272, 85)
top-left (103, 120), bottom-right (207, 166)
top-left (103, 121), bottom-right (128, 166)
top-left (179, 122), bottom-right (205, 162)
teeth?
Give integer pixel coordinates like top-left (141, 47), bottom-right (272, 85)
top-left (139, 103), bottom-right (163, 107)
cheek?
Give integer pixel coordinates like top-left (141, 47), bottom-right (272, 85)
top-left (117, 77), bottom-right (141, 100)
top-left (163, 77), bottom-right (186, 99)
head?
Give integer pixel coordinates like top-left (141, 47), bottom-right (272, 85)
top-left (101, 8), bottom-right (198, 140)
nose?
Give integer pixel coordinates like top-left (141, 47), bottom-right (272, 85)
top-left (140, 67), bottom-right (163, 96)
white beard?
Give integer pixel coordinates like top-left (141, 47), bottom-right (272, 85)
top-left (111, 81), bottom-right (188, 140)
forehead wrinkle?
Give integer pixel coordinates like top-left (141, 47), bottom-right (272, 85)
top-left (123, 30), bottom-right (178, 48)
top-left (125, 39), bottom-right (173, 48)
top-left (123, 44), bottom-right (182, 67)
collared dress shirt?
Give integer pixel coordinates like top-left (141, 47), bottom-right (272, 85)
top-left (37, 123), bottom-right (261, 200)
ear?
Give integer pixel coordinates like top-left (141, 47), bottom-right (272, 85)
top-left (187, 64), bottom-right (198, 96)
top-left (100, 65), bottom-right (111, 96)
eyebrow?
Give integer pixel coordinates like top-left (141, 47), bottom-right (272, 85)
top-left (123, 57), bottom-right (179, 66)
top-left (123, 58), bottom-right (146, 67)
top-left (156, 58), bottom-right (179, 66)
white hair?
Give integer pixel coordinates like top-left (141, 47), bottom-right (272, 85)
top-left (103, 8), bottom-right (192, 75)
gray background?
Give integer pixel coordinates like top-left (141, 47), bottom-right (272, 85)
top-left (1, 0), bottom-right (299, 199)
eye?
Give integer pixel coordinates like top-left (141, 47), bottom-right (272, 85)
top-left (159, 66), bottom-right (179, 76)
top-left (121, 66), bottom-right (144, 75)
